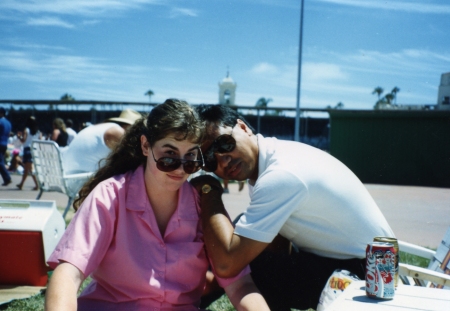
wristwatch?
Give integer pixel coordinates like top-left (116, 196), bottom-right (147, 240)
top-left (201, 184), bottom-right (212, 194)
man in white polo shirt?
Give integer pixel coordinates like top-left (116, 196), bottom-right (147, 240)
top-left (191, 104), bottom-right (395, 311)
top-left (62, 109), bottom-right (142, 174)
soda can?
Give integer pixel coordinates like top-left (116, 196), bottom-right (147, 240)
top-left (374, 237), bottom-right (399, 287)
top-left (365, 242), bottom-right (396, 299)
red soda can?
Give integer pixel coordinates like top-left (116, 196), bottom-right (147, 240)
top-left (365, 242), bottom-right (396, 299)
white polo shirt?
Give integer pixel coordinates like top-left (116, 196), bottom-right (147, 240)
top-left (234, 134), bottom-right (395, 260)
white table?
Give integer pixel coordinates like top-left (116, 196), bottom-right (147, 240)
top-left (325, 281), bottom-right (450, 311)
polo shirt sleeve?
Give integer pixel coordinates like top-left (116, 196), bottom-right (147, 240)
top-left (47, 182), bottom-right (118, 277)
top-left (234, 169), bottom-right (308, 243)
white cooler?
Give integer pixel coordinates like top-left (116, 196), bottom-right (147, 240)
top-left (0, 199), bottom-right (65, 286)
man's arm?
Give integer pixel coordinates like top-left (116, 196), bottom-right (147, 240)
top-left (192, 175), bottom-right (269, 278)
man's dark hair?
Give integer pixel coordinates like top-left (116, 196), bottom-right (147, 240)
top-left (66, 119), bottom-right (74, 128)
top-left (0, 107), bottom-right (5, 116)
top-left (194, 104), bottom-right (255, 132)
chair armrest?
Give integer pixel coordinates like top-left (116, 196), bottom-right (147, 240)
top-left (63, 172), bottom-right (94, 179)
top-left (399, 263), bottom-right (450, 287)
top-left (399, 240), bottom-right (436, 260)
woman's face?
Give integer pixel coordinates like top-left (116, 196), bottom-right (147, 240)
top-left (141, 134), bottom-right (201, 192)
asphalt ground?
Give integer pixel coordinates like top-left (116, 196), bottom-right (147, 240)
top-left (1, 174), bottom-right (449, 249)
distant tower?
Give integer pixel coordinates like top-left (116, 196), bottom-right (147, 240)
top-left (437, 72), bottom-right (450, 110)
top-left (218, 69), bottom-right (237, 105)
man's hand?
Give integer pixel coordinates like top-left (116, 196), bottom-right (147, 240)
top-left (190, 174), bottom-right (269, 278)
top-left (190, 175), bottom-right (224, 195)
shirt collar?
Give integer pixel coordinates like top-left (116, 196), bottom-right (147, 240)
top-left (253, 134), bottom-right (278, 182)
top-left (126, 165), bottom-right (148, 212)
top-left (125, 165), bottom-right (199, 219)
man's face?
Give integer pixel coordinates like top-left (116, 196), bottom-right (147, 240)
top-left (202, 120), bottom-right (258, 181)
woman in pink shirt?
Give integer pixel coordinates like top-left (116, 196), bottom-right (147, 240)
top-left (45, 99), bottom-right (269, 311)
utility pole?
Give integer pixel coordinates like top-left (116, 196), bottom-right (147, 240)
top-left (294, 0), bottom-right (305, 142)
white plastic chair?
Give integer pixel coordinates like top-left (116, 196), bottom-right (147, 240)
top-left (31, 140), bottom-right (93, 219)
top-left (399, 227), bottom-right (450, 288)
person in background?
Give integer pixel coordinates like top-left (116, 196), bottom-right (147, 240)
top-left (0, 107), bottom-right (12, 186)
top-left (222, 179), bottom-right (245, 193)
top-left (61, 109), bottom-right (142, 174)
top-left (7, 132), bottom-right (24, 174)
top-left (65, 118), bottom-right (77, 145)
top-left (191, 104), bottom-right (395, 310)
top-left (50, 118), bottom-right (68, 147)
top-left (45, 99), bottom-right (269, 311)
top-left (17, 116), bottom-right (42, 190)
top-left (222, 178), bottom-right (230, 193)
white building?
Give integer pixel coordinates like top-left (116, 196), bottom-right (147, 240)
top-left (437, 72), bottom-right (450, 110)
top-left (218, 71), bottom-right (237, 105)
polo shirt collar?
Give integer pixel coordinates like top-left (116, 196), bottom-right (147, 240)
top-left (255, 134), bottom-right (278, 181)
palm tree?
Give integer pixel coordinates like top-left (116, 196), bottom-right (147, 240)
top-left (255, 97), bottom-right (272, 108)
top-left (391, 87), bottom-right (400, 105)
top-left (384, 93), bottom-right (394, 105)
top-left (335, 102), bottom-right (344, 109)
top-left (145, 90), bottom-right (154, 102)
top-left (372, 87), bottom-right (384, 100)
top-left (60, 93), bottom-right (75, 101)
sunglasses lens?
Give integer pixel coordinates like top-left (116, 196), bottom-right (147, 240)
top-left (202, 134), bottom-right (236, 172)
top-left (203, 159), bottom-right (217, 172)
top-left (183, 161), bottom-right (200, 174)
top-left (156, 158), bottom-right (181, 172)
top-left (157, 157), bottom-right (202, 174)
top-left (216, 135), bottom-right (236, 153)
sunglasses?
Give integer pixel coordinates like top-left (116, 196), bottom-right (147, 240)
top-left (150, 146), bottom-right (204, 174)
top-left (203, 131), bottom-right (236, 172)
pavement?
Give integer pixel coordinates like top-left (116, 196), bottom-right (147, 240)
top-left (1, 174), bottom-right (449, 249)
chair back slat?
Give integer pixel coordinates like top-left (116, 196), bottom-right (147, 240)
top-left (31, 140), bottom-right (93, 219)
top-left (428, 227), bottom-right (450, 289)
top-left (32, 140), bottom-right (68, 194)
top-left (399, 226), bottom-right (450, 289)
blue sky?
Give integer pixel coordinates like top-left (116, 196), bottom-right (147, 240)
top-left (0, 0), bottom-right (449, 110)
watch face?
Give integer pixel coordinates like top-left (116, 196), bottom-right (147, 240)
top-left (202, 184), bottom-right (212, 194)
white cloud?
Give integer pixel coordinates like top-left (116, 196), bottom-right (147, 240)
top-left (6, 40), bottom-right (68, 51)
top-left (341, 49), bottom-right (450, 77)
top-left (302, 62), bottom-right (347, 81)
top-left (0, 0), bottom-right (163, 16)
top-left (248, 61), bottom-right (348, 93)
top-left (169, 7), bottom-right (198, 18)
top-left (0, 49), bottom-right (147, 87)
top-left (316, 0), bottom-right (450, 14)
top-left (160, 67), bottom-right (184, 72)
top-left (27, 16), bottom-right (74, 28)
top-left (82, 20), bottom-right (101, 26)
top-left (250, 62), bottom-right (278, 74)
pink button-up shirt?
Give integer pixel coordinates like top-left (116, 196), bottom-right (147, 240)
top-left (48, 165), bottom-right (249, 311)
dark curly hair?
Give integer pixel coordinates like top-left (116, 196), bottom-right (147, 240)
top-left (194, 104), bottom-right (255, 132)
top-left (74, 98), bottom-right (204, 210)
